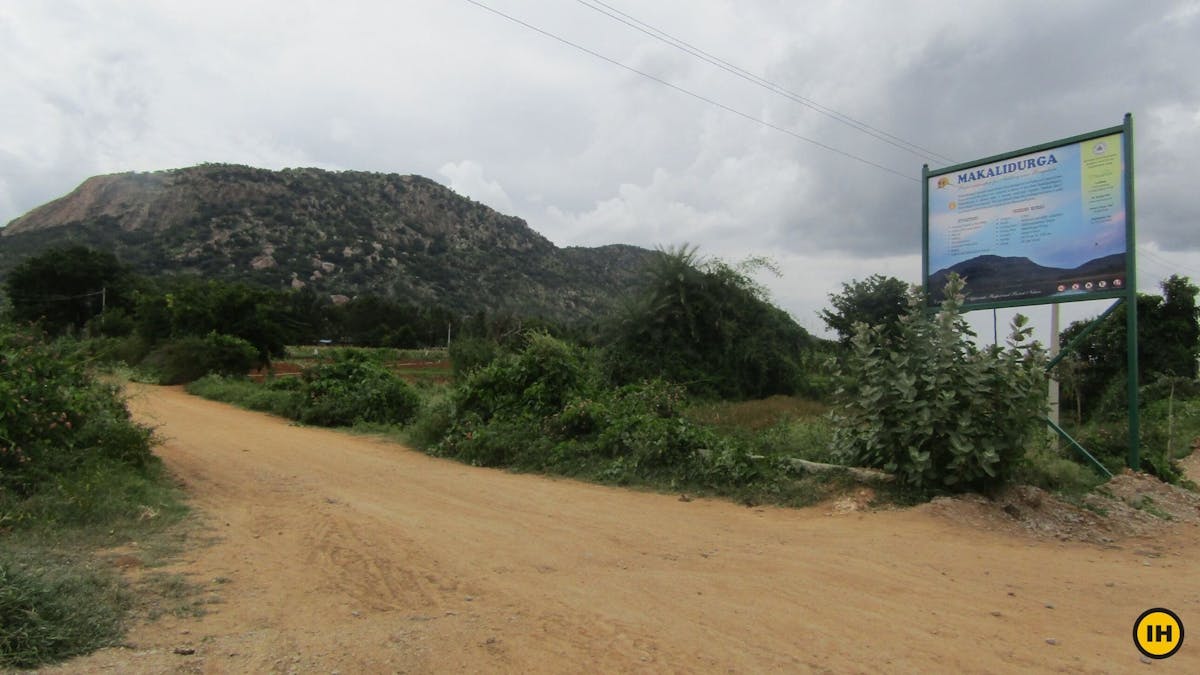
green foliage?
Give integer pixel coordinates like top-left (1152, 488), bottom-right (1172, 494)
top-left (299, 350), bottom-right (421, 426)
top-left (1059, 275), bottom-right (1199, 420)
top-left (1, 325), bottom-right (157, 500)
top-left (428, 332), bottom-right (785, 492)
top-left (186, 351), bottom-right (421, 428)
top-left (0, 551), bottom-right (127, 669)
top-left (1066, 386), bottom-right (1200, 482)
top-left (832, 275), bottom-right (1049, 491)
top-left (819, 274), bottom-right (911, 346)
top-left (0, 321), bottom-right (187, 668)
top-left (1015, 440), bottom-right (1107, 495)
top-left (3, 245), bottom-right (135, 335)
top-left (448, 336), bottom-right (502, 379)
top-left (186, 375), bottom-right (304, 419)
top-left (138, 333), bottom-right (260, 385)
top-left (406, 393), bottom-right (455, 449)
top-left (451, 332), bottom-right (591, 423)
top-left (133, 278), bottom-right (292, 363)
top-left (602, 245), bottom-right (814, 399)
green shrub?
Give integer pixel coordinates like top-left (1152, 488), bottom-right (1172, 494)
top-left (139, 333), bottom-right (259, 384)
top-left (434, 334), bottom-right (769, 486)
top-left (449, 336), bottom-right (501, 379)
top-left (450, 332), bottom-right (591, 422)
top-left (407, 394), bottom-right (455, 449)
top-left (186, 375), bottom-right (304, 419)
top-left (299, 350), bottom-right (421, 426)
top-left (1016, 442), bottom-right (1106, 495)
top-left (601, 247), bottom-right (814, 400)
top-left (0, 322), bottom-right (185, 668)
top-left (1, 325), bottom-right (156, 499)
top-left (831, 275), bottom-right (1048, 491)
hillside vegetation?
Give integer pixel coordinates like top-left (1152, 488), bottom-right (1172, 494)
top-left (0, 164), bottom-right (653, 321)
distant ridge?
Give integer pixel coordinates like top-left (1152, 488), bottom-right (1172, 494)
top-left (0, 164), bottom-right (655, 321)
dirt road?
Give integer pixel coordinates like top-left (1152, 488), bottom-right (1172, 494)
top-left (51, 385), bottom-right (1199, 673)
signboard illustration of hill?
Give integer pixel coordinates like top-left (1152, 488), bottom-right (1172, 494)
top-left (923, 123), bottom-right (1130, 309)
top-left (927, 253), bottom-right (1126, 305)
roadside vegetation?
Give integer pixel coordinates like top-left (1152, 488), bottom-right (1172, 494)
top-left (2, 244), bottom-right (1198, 667)
top-left (0, 323), bottom-right (187, 669)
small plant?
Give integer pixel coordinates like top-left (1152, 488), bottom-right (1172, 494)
top-left (831, 275), bottom-right (1048, 491)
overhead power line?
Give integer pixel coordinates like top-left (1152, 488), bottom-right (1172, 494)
top-left (5, 288), bottom-right (106, 304)
top-left (462, 0), bottom-right (919, 183)
top-left (1136, 245), bottom-right (1200, 280)
top-left (574, 0), bottom-right (957, 166)
top-left (4, 284), bottom-right (108, 303)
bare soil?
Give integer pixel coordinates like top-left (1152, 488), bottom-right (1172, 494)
top-left (46, 385), bottom-right (1200, 673)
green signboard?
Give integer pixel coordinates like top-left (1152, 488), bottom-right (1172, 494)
top-left (923, 121), bottom-right (1132, 310)
top-left (923, 115), bottom-right (1141, 469)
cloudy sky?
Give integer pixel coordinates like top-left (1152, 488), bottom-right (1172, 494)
top-left (2, 0), bottom-right (1198, 337)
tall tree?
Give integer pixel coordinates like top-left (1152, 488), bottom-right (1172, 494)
top-left (603, 245), bottom-right (814, 399)
top-left (1059, 274), bottom-right (1199, 419)
top-left (3, 246), bottom-right (134, 334)
top-left (820, 274), bottom-right (911, 346)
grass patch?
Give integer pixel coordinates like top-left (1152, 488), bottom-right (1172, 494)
top-left (186, 374), bottom-right (303, 418)
top-left (1015, 442), bottom-right (1107, 497)
top-left (0, 549), bottom-right (129, 669)
top-left (1132, 495), bottom-right (1173, 520)
top-left (685, 395), bottom-right (828, 431)
top-left (1, 484), bottom-right (194, 668)
top-left (138, 571), bottom-right (211, 620)
top-left (2, 462), bottom-right (187, 539)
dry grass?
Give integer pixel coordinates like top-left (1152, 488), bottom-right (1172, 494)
top-left (685, 395), bottom-right (828, 431)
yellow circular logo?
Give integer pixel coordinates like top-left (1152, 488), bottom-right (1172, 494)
top-left (1133, 608), bottom-right (1184, 659)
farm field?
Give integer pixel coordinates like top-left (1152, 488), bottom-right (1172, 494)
top-left (47, 384), bottom-right (1200, 674)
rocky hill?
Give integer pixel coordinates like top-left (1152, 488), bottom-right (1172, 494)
top-left (0, 164), bottom-right (654, 321)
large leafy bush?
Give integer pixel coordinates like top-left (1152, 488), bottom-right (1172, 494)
top-left (831, 275), bottom-right (1048, 491)
top-left (299, 350), bottom-right (421, 426)
top-left (1, 325), bottom-right (156, 499)
top-left (602, 246), bottom-right (815, 399)
top-left (433, 332), bottom-right (764, 486)
top-left (139, 332), bottom-right (259, 385)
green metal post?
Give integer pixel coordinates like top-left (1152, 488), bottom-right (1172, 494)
top-left (1123, 113), bottom-right (1139, 470)
top-left (921, 164), bottom-right (930, 300)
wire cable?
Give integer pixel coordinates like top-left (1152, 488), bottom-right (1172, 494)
top-left (462, 0), bottom-right (920, 183)
top-left (574, 0), bottom-right (957, 165)
top-left (4, 288), bottom-right (106, 304)
top-left (1136, 245), bottom-right (1200, 280)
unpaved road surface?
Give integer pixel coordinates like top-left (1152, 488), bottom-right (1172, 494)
top-left (50, 385), bottom-right (1200, 673)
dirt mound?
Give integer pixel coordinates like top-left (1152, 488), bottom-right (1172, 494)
top-left (924, 470), bottom-right (1200, 544)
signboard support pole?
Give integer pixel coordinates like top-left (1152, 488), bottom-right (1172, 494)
top-left (1049, 304), bottom-right (1060, 428)
top-left (1126, 298), bottom-right (1140, 470)
top-left (1124, 113), bottom-right (1139, 471)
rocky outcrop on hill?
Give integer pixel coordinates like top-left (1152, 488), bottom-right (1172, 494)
top-left (0, 164), bottom-right (654, 320)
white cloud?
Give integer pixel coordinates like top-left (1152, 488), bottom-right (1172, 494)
top-left (438, 160), bottom-right (516, 216)
top-left (2, 0), bottom-right (1199, 324)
